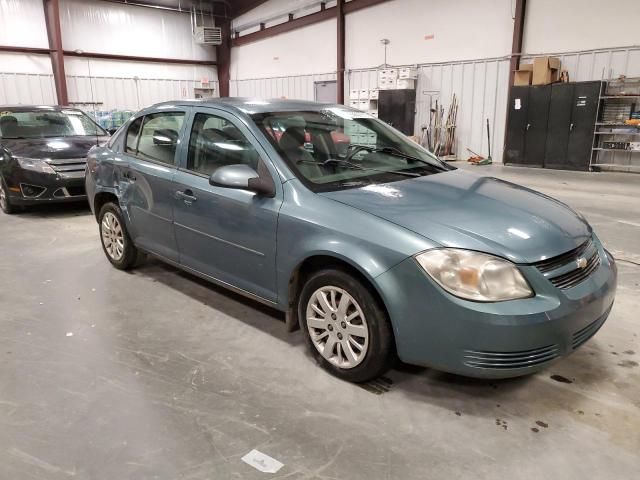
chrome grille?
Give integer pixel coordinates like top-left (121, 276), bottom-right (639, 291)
top-left (533, 239), bottom-right (601, 290)
top-left (534, 239), bottom-right (592, 273)
top-left (463, 344), bottom-right (560, 369)
top-left (46, 158), bottom-right (87, 173)
top-left (549, 252), bottom-right (600, 290)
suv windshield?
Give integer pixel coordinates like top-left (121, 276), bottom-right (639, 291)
top-left (251, 107), bottom-right (451, 192)
top-left (0, 109), bottom-right (107, 139)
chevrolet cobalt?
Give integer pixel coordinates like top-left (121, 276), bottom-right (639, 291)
top-left (85, 99), bottom-right (616, 382)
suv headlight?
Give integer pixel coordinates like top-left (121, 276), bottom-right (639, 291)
top-left (415, 249), bottom-right (533, 302)
top-left (16, 157), bottom-right (56, 175)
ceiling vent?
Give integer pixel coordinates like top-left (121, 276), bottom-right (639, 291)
top-left (194, 26), bottom-right (222, 45)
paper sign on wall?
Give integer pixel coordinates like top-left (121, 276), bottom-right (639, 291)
top-left (514, 98), bottom-right (521, 110)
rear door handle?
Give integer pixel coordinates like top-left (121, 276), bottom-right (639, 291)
top-left (526, 123), bottom-right (531, 131)
top-left (176, 189), bottom-right (197, 204)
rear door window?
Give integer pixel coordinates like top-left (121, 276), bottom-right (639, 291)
top-left (135, 112), bottom-right (185, 165)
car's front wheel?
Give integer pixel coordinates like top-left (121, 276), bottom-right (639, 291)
top-left (98, 202), bottom-right (142, 270)
top-left (299, 268), bottom-right (393, 383)
top-left (0, 177), bottom-right (20, 214)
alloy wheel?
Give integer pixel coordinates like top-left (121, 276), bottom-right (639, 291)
top-left (101, 212), bottom-right (125, 261)
top-left (0, 182), bottom-right (6, 211)
top-left (306, 286), bottom-right (369, 369)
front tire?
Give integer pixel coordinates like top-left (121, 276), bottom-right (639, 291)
top-left (299, 268), bottom-right (393, 383)
top-left (0, 177), bottom-right (21, 214)
top-left (98, 202), bottom-right (142, 270)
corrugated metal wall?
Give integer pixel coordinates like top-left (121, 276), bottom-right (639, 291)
top-left (230, 72), bottom-right (337, 99)
top-left (348, 57), bottom-right (510, 161)
top-left (0, 72), bottom-right (219, 111)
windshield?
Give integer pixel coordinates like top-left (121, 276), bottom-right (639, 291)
top-left (0, 109), bottom-right (108, 139)
top-left (251, 107), bottom-right (452, 192)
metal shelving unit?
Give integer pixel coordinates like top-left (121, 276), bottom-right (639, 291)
top-left (590, 78), bottom-right (640, 172)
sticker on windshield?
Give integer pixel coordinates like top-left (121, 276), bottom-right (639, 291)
top-left (326, 107), bottom-right (373, 120)
top-left (0, 111), bottom-right (12, 117)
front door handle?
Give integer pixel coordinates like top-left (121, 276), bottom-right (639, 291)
top-left (176, 189), bottom-right (197, 204)
top-left (526, 123), bottom-right (531, 131)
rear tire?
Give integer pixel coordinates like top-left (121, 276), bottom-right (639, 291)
top-left (98, 202), bottom-right (143, 270)
top-left (0, 177), bottom-right (21, 214)
top-left (299, 268), bottom-right (393, 383)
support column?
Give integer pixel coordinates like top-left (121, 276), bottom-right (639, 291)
top-left (503, 0), bottom-right (526, 160)
top-left (43, 0), bottom-right (68, 105)
top-left (336, 0), bottom-right (345, 104)
top-left (217, 19), bottom-right (231, 97)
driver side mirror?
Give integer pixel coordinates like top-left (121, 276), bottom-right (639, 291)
top-left (209, 163), bottom-right (275, 197)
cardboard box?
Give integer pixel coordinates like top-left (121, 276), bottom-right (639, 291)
top-left (532, 56), bottom-right (561, 85)
top-left (514, 70), bottom-right (532, 86)
top-left (398, 67), bottom-right (417, 79)
top-left (359, 89), bottom-right (369, 99)
top-left (396, 79), bottom-right (416, 89)
top-left (369, 89), bottom-right (379, 100)
top-left (378, 68), bottom-right (398, 81)
top-left (379, 78), bottom-right (396, 90)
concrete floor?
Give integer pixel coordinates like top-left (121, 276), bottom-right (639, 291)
top-left (0, 164), bottom-right (638, 480)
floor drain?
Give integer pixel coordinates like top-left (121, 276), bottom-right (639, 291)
top-left (359, 376), bottom-right (393, 395)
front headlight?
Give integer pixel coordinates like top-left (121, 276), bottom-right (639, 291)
top-left (415, 249), bottom-right (533, 302)
top-left (16, 157), bottom-right (56, 175)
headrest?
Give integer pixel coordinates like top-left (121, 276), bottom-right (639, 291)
top-left (279, 127), bottom-right (306, 151)
top-left (152, 128), bottom-right (179, 146)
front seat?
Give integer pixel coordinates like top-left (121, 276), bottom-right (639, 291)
top-left (0, 116), bottom-right (19, 137)
top-left (279, 127), bottom-right (323, 179)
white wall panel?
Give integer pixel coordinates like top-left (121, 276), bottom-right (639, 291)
top-left (66, 75), bottom-right (219, 112)
top-left (0, 72), bottom-right (56, 105)
top-left (59, 0), bottom-right (215, 61)
top-left (231, 72), bottom-right (336, 99)
top-left (0, 52), bottom-right (52, 75)
top-left (523, 0), bottom-right (640, 54)
top-left (345, 0), bottom-right (514, 69)
top-left (0, 0), bottom-right (48, 48)
top-left (349, 56), bottom-right (510, 162)
top-left (231, 19), bottom-right (336, 79)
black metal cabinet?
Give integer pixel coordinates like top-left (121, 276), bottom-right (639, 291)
top-left (524, 86), bottom-right (552, 167)
top-left (505, 81), bottom-right (602, 171)
top-left (504, 86), bottom-right (530, 165)
top-left (505, 85), bottom-right (551, 167)
top-left (378, 89), bottom-right (416, 135)
top-left (544, 81), bottom-right (602, 171)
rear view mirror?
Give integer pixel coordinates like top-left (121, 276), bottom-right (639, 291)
top-left (209, 163), bottom-right (275, 197)
top-left (152, 128), bottom-right (179, 146)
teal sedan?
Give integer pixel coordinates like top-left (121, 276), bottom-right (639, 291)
top-left (85, 99), bottom-right (617, 382)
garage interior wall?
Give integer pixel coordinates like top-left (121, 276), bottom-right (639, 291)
top-left (229, 0), bottom-right (640, 162)
top-left (0, 0), bottom-right (218, 110)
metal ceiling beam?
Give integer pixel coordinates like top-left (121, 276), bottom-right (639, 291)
top-left (231, 0), bottom-right (391, 47)
top-left (0, 45), bottom-right (52, 55)
top-left (232, 0), bottom-right (270, 19)
top-left (43, 0), bottom-right (69, 105)
top-left (64, 50), bottom-right (217, 66)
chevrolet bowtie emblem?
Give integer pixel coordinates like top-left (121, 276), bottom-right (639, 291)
top-left (576, 257), bottom-right (588, 269)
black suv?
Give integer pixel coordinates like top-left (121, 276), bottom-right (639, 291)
top-left (0, 105), bottom-right (108, 214)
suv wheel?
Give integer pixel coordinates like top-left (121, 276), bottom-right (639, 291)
top-left (98, 202), bottom-right (143, 270)
top-left (299, 268), bottom-right (393, 383)
top-left (0, 178), bottom-right (20, 214)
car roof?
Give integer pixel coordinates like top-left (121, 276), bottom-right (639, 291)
top-left (0, 105), bottom-right (81, 113)
top-left (148, 98), bottom-right (344, 115)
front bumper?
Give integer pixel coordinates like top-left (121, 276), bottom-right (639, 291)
top-left (376, 239), bottom-right (617, 378)
top-left (5, 169), bottom-right (87, 205)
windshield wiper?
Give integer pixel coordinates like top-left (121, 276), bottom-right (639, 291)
top-left (322, 158), bottom-right (421, 177)
top-left (346, 144), bottom-right (445, 169)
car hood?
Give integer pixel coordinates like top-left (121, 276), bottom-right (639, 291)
top-left (320, 169), bottom-right (591, 264)
top-left (1, 136), bottom-right (106, 160)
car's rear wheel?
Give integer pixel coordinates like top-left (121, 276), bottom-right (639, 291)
top-left (0, 177), bottom-right (20, 214)
top-left (98, 202), bottom-right (142, 270)
top-left (299, 268), bottom-right (393, 383)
